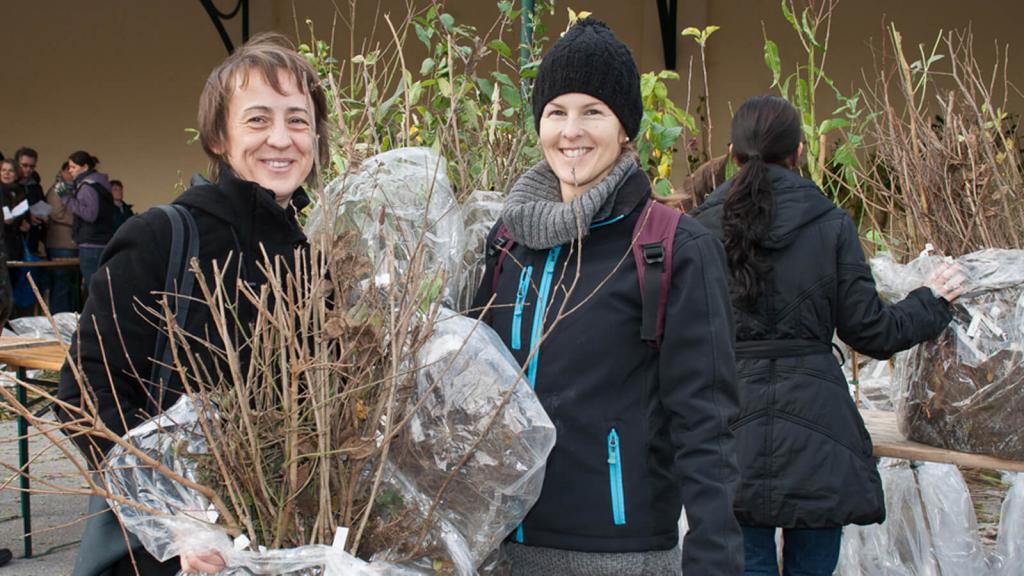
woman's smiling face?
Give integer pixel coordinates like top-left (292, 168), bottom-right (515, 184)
top-left (0, 162), bottom-right (18, 185)
top-left (539, 92), bottom-right (627, 202)
top-left (215, 68), bottom-right (315, 206)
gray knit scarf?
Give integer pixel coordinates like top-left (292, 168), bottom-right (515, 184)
top-left (501, 152), bottom-right (638, 250)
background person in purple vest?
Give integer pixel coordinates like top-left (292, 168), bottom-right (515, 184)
top-left (63, 150), bottom-right (115, 300)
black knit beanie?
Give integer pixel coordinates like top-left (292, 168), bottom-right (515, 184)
top-left (532, 18), bottom-right (642, 139)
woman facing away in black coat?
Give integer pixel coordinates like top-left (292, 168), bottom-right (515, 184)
top-left (56, 32), bottom-right (329, 576)
top-left (690, 95), bottom-right (966, 576)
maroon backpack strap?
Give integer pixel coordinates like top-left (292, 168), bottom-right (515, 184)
top-left (490, 222), bottom-right (516, 295)
top-left (632, 199), bottom-right (682, 347)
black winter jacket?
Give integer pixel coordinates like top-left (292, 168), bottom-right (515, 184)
top-left (690, 164), bottom-right (952, 528)
top-left (58, 174), bottom-right (309, 458)
top-left (472, 170), bottom-right (743, 574)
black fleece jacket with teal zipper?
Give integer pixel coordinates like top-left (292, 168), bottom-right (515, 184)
top-left (472, 168), bottom-right (743, 574)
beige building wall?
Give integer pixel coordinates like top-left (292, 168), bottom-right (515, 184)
top-left (5, 1), bottom-right (1022, 210)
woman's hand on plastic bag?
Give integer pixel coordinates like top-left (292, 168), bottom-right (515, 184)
top-left (925, 261), bottom-right (968, 302)
top-left (180, 549), bottom-right (226, 574)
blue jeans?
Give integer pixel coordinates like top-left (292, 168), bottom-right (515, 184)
top-left (742, 526), bottom-right (842, 576)
top-left (47, 248), bottom-right (80, 313)
top-left (79, 246), bottom-right (105, 300)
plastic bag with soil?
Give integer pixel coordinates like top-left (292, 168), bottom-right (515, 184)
top-left (871, 249), bottom-right (1024, 460)
top-left (836, 459), bottom-right (988, 574)
top-left (102, 310), bottom-right (554, 575)
top-left (306, 147), bottom-right (467, 309)
top-left (994, 473), bottom-right (1024, 575)
top-left (457, 190), bottom-right (503, 311)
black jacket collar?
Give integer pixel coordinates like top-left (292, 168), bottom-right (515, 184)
top-left (175, 171), bottom-right (307, 246)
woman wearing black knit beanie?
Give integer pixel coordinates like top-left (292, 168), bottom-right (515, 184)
top-left (470, 17), bottom-right (743, 575)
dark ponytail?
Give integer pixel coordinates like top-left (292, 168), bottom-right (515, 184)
top-left (68, 150), bottom-right (99, 170)
top-left (722, 96), bottom-right (802, 308)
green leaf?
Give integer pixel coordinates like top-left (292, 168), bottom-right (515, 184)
top-left (437, 77), bottom-right (452, 98)
top-left (795, 78), bottom-right (810, 117)
top-left (500, 85), bottom-right (521, 107)
top-left (701, 25), bottom-right (720, 43)
top-left (654, 81), bottom-right (668, 101)
top-left (487, 39), bottom-right (513, 59)
top-left (818, 118), bottom-right (850, 135)
top-left (780, 75), bottom-right (792, 101)
top-left (654, 179), bottom-right (673, 196)
top-left (414, 22), bottom-right (432, 48)
top-left (492, 71), bottom-right (515, 87)
top-left (476, 77), bottom-right (495, 101)
top-left (658, 125), bottom-right (684, 150)
top-left (407, 81), bottom-right (423, 107)
top-left (764, 39), bottom-right (781, 87)
top-left (657, 70), bottom-right (680, 80)
top-left (640, 73), bottom-right (657, 99)
top-left (681, 27), bottom-right (701, 38)
top-left (439, 13), bottom-right (455, 32)
top-left (376, 81), bottom-right (405, 122)
top-left (864, 229), bottom-right (888, 249)
top-left (780, 0), bottom-right (798, 30)
top-left (420, 58), bottom-right (435, 75)
top-left (800, 9), bottom-right (822, 49)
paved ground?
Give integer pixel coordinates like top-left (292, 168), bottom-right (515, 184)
top-left (0, 416), bottom-right (87, 575)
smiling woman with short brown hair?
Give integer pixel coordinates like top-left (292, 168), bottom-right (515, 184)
top-left (58, 32), bottom-right (325, 576)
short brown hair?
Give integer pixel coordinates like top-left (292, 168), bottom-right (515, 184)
top-left (197, 32), bottom-right (330, 187)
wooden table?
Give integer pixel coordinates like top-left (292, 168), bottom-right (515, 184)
top-left (6, 257), bottom-right (79, 269)
top-left (861, 409), bottom-right (1024, 472)
top-left (0, 336), bottom-right (67, 558)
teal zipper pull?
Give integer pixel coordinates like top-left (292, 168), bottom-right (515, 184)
top-left (511, 265), bottom-right (532, 350)
top-left (608, 428), bottom-right (626, 525)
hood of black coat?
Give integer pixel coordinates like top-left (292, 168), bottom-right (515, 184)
top-left (175, 171), bottom-right (308, 242)
top-left (696, 164), bottom-right (836, 249)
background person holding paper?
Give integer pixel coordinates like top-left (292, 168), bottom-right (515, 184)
top-left (14, 147), bottom-right (47, 259)
top-left (45, 162), bottom-right (79, 313)
top-left (1, 158), bottom-right (30, 286)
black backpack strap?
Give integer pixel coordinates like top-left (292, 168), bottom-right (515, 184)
top-left (147, 204), bottom-right (199, 414)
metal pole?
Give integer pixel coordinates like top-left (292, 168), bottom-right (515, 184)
top-left (17, 372), bottom-right (32, 558)
top-left (520, 0), bottom-right (535, 70)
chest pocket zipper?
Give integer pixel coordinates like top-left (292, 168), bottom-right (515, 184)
top-left (511, 265), bottom-right (532, 350)
top-left (608, 428), bottom-right (627, 525)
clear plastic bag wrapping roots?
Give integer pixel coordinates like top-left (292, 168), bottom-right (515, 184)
top-left (8, 311), bottom-right (79, 343)
top-left (836, 459), bottom-right (988, 575)
top-left (306, 147), bottom-right (467, 309)
top-left (870, 249), bottom-right (1024, 459)
top-left (457, 190), bottom-right (503, 311)
top-left (104, 310), bottom-right (554, 575)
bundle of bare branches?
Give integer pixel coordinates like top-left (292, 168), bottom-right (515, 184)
top-left (0, 148), bottom-right (554, 575)
top-left (855, 25), bottom-right (1024, 259)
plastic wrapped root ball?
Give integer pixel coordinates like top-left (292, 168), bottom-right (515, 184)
top-left (361, 309), bottom-right (556, 573)
top-left (871, 249), bottom-right (1024, 460)
top-left (101, 309), bottom-right (555, 575)
top-left (836, 459), bottom-right (988, 575)
top-left (306, 147), bottom-right (467, 308)
top-left (103, 397), bottom-right (410, 575)
top-left (457, 190), bottom-right (504, 311)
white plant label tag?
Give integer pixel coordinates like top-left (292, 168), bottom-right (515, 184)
top-left (333, 526), bottom-right (350, 550)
